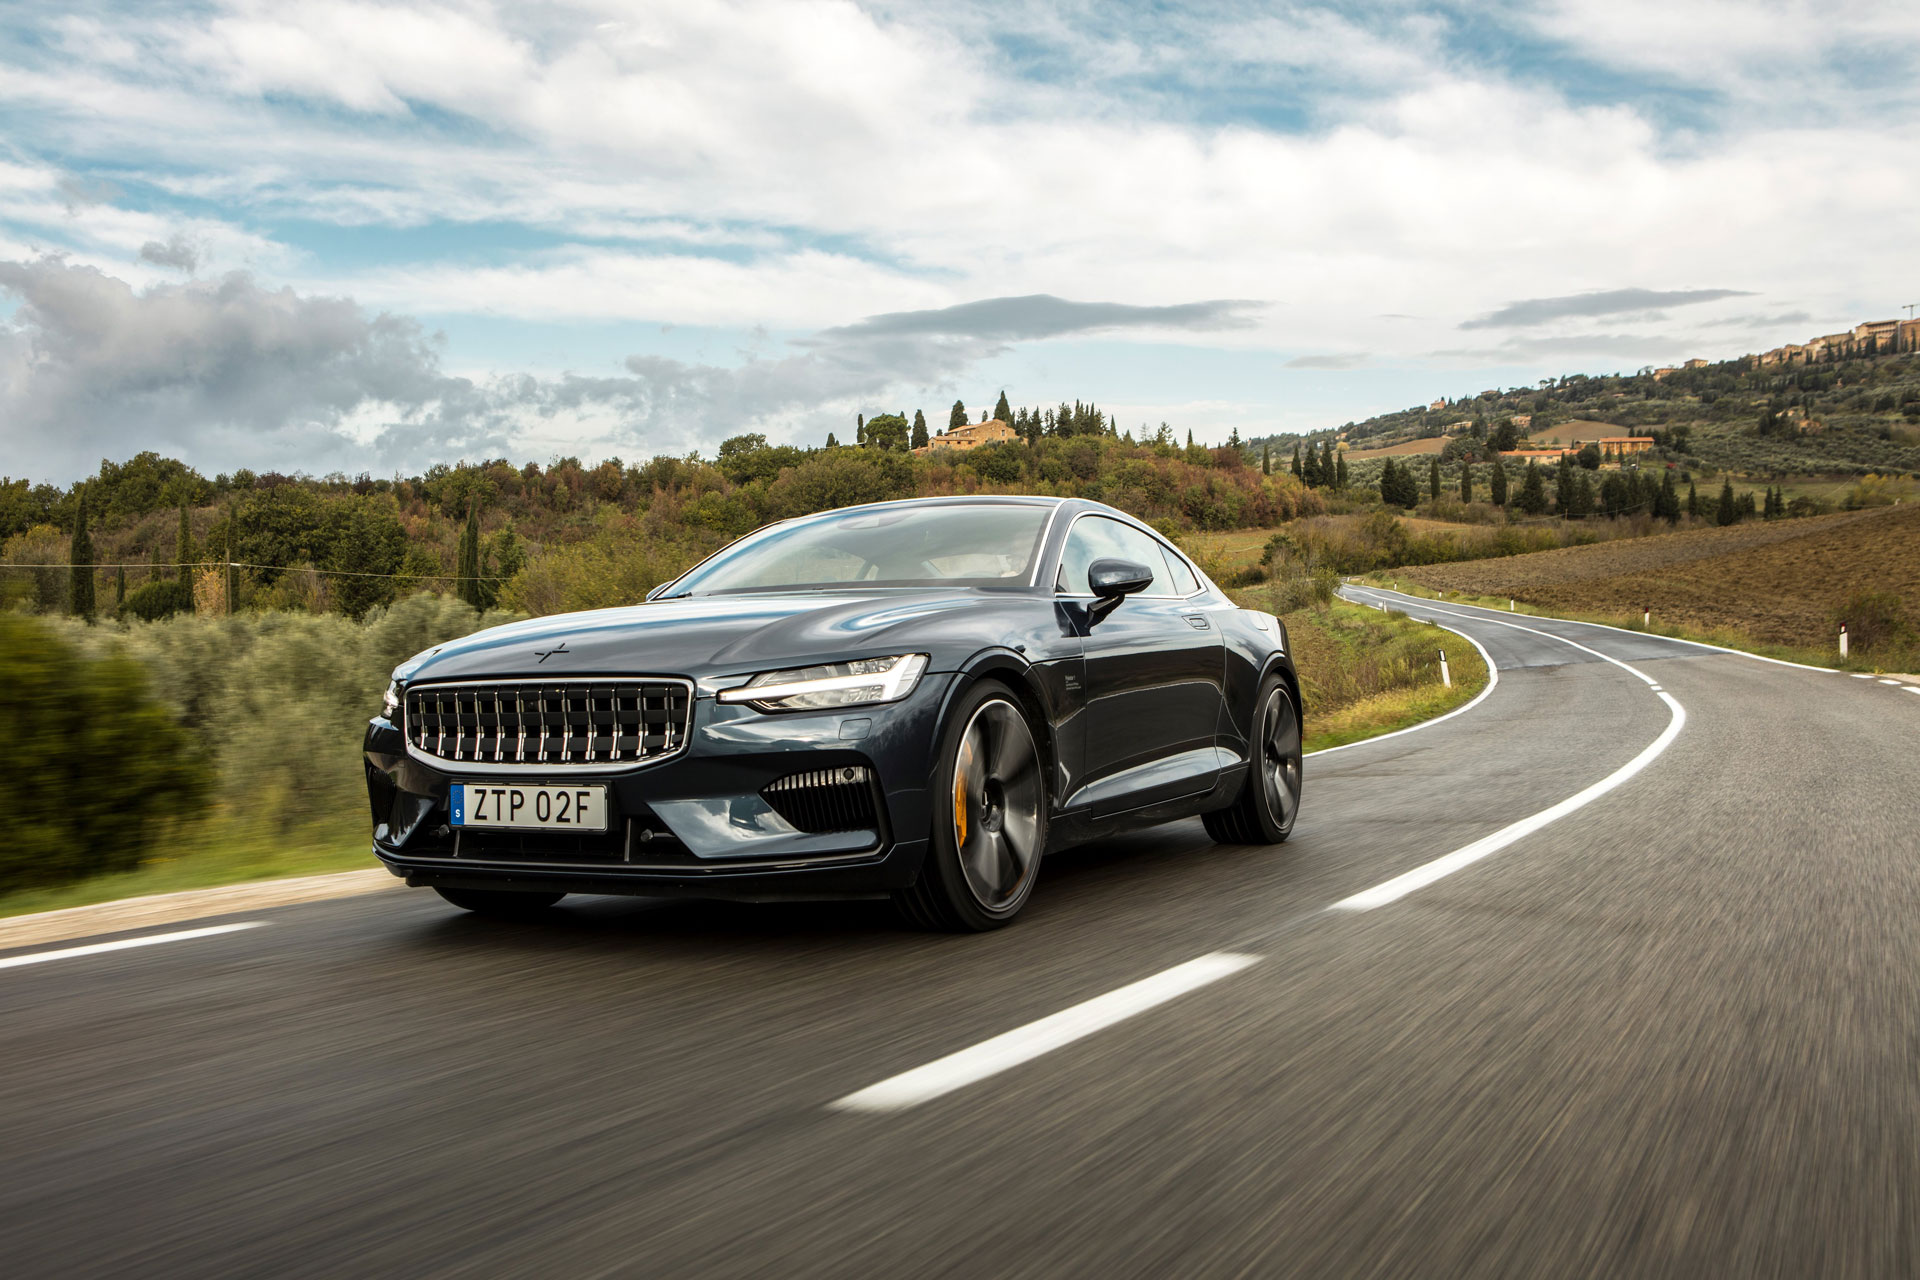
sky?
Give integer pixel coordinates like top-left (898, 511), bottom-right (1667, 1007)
top-left (2, 0), bottom-right (1917, 485)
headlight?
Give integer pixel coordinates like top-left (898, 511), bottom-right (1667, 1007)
top-left (717, 654), bottom-right (929, 712)
top-left (382, 680), bottom-right (402, 720)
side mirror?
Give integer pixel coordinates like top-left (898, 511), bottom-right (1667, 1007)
top-left (1086, 558), bottom-right (1153, 624)
top-left (645, 582), bottom-right (670, 602)
top-left (1088, 558), bottom-right (1155, 599)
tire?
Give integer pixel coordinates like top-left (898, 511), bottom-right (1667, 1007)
top-left (434, 886), bottom-right (567, 918)
top-left (1202, 675), bottom-right (1301, 846)
top-left (894, 680), bottom-right (1049, 932)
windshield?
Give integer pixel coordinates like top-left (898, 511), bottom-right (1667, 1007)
top-left (670, 503), bottom-right (1052, 596)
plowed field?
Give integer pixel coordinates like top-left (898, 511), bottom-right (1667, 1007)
top-left (1396, 505), bottom-right (1920, 647)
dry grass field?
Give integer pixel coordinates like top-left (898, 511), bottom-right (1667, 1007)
top-left (1532, 419), bottom-right (1632, 445)
top-left (1394, 504), bottom-right (1920, 649)
top-left (1342, 436), bottom-right (1447, 460)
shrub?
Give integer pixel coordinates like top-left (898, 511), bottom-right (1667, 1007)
top-left (0, 614), bottom-right (208, 893)
top-left (1832, 590), bottom-right (1914, 653)
top-left (124, 578), bottom-right (195, 621)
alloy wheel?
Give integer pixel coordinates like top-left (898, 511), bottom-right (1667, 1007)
top-left (951, 699), bottom-right (1043, 910)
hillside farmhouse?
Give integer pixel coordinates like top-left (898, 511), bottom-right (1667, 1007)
top-left (915, 418), bottom-right (1017, 455)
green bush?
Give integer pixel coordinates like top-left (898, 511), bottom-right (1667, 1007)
top-left (1832, 590), bottom-right (1914, 653)
top-left (0, 614), bottom-right (208, 893)
top-left (124, 578), bottom-right (195, 621)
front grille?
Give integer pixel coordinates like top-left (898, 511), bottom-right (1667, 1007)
top-left (762, 765), bottom-right (879, 834)
top-left (404, 680), bottom-right (691, 767)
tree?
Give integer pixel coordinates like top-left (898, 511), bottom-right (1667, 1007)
top-left (1459, 462), bottom-right (1473, 504)
top-left (1570, 471), bottom-right (1595, 519)
top-left (1302, 442), bottom-right (1322, 487)
top-left (176, 502), bottom-right (193, 581)
top-left (1428, 456), bottom-right (1442, 502)
top-left (114, 564), bottom-right (126, 615)
top-left (1716, 478), bottom-right (1737, 526)
top-left (825, 431), bottom-right (839, 448)
top-left (1554, 456), bottom-right (1575, 513)
top-left (993, 390), bottom-right (1011, 424)
top-left (1687, 480), bottom-right (1700, 519)
top-left (949, 400), bottom-right (967, 431)
top-left (1261, 443), bottom-right (1271, 475)
top-left (456, 497), bottom-right (483, 608)
top-left (1517, 462), bottom-right (1548, 515)
top-left (1491, 419), bottom-right (1520, 452)
top-left (1378, 457), bottom-right (1397, 505)
top-left (68, 490), bottom-right (95, 622)
top-left (1659, 471), bottom-right (1680, 523)
top-left (1576, 443), bottom-right (1601, 470)
top-left (856, 413), bottom-right (865, 446)
top-left (1290, 444), bottom-right (1303, 479)
top-left (1321, 440), bottom-right (1336, 488)
top-left (910, 410), bottom-right (929, 450)
top-left (1489, 458), bottom-right (1508, 506)
top-left (1335, 452), bottom-right (1349, 489)
top-left (863, 413), bottom-right (910, 451)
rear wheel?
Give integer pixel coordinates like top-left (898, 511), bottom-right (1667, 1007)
top-left (434, 887), bottom-right (567, 918)
top-left (895, 681), bottom-right (1048, 932)
top-left (1202, 676), bottom-right (1301, 846)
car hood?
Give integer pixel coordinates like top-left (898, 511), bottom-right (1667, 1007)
top-left (395, 589), bottom-right (1037, 685)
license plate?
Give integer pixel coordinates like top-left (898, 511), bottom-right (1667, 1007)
top-left (451, 783), bottom-right (608, 832)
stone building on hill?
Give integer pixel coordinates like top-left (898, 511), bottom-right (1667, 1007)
top-left (915, 418), bottom-right (1017, 455)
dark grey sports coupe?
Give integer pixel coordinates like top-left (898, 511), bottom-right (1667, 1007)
top-left (363, 495), bottom-right (1302, 930)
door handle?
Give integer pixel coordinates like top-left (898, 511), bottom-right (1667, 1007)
top-left (1183, 615), bottom-right (1210, 630)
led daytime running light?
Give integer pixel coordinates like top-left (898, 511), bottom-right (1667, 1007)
top-left (718, 654), bottom-right (928, 709)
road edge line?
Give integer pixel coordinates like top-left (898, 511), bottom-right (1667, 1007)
top-left (1308, 600), bottom-right (1501, 757)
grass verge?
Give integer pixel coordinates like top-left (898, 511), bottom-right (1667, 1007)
top-left (1246, 596), bottom-right (1492, 752)
top-left (0, 823), bottom-right (367, 920)
top-left (1357, 573), bottom-right (1920, 673)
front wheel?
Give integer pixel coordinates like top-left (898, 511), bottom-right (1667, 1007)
top-left (434, 887), bottom-right (567, 918)
top-left (894, 681), bottom-right (1049, 932)
top-left (1202, 676), bottom-right (1301, 846)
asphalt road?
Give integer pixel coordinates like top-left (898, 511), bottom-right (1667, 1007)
top-left (5, 589), bottom-right (1919, 1278)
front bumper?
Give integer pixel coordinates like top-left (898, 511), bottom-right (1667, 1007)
top-left (364, 674), bottom-right (952, 900)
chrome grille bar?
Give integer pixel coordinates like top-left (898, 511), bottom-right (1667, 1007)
top-left (403, 679), bottom-right (692, 771)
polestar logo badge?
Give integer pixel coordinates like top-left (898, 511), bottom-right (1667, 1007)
top-left (534, 642), bottom-right (570, 663)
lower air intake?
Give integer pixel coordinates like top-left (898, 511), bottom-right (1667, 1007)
top-left (762, 766), bottom-right (878, 834)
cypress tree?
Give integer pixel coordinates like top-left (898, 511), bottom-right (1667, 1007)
top-left (1320, 439), bottom-right (1335, 486)
top-left (114, 564), bottom-right (127, 615)
top-left (1428, 456), bottom-right (1442, 501)
top-left (1261, 443), bottom-right (1271, 475)
top-left (1459, 462), bottom-right (1472, 503)
top-left (457, 498), bottom-right (482, 607)
top-left (69, 490), bottom-right (95, 622)
top-left (1335, 452), bottom-right (1349, 489)
top-left (992, 390), bottom-right (1011, 424)
top-left (1290, 444), bottom-right (1303, 479)
top-left (1554, 456), bottom-right (1574, 513)
top-left (1378, 457), bottom-right (1397, 504)
top-left (910, 410), bottom-right (929, 450)
top-left (1518, 462), bottom-right (1547, 515)
top-left (1302, 442), bottom-right (1322, 487)
top-left (176, 502), bottom-right (193, 581)
top-left (1659, 471), bottom-right (1679, 522)
top-left (1687, 480), bottom-right (1700, 518)
top-left (1490, 458), bottom-right (1508, 506)
top-left (1716, 479), bottom-right (1737, 526)
top-left (949, 400), bottom-right (967, 431)
top-left (825, 431), bottom-right (838, 448)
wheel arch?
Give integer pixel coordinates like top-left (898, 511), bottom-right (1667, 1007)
top-left (944, 648), bottom-right (1065, 811)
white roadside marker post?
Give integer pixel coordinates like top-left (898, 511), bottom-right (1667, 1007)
top-left (1643, 608), bottom-right (1650, 627)
top-left (1439, 648), bottom-right (1452, 687)
top-left (1840, 624), bottom-right (1849, 659)
top-left (1508, 598), bottom-right (1515, 612)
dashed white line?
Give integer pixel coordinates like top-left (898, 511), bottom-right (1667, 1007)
top-left (0, 922), bottom-right (265, 971)
top-left (1879, 679), bottom-right (1902, 686)
top-left (830, 952), bottom-right (1261, 1113)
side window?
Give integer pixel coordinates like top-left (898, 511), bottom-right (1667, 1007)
top-left (1158, 546), bottom-right (1200, 596)
top-left (1056, 517), bottom-right (1180, 596)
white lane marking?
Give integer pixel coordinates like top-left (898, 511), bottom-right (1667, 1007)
top-left (829, 952), bottom-right (1261, 1113)
top-left (1853, 673), bottom-right (1876, 679)
top-left (1358, 587), bottom-right (1838, 673)
top-left (1879, 679), bottom-right (1902, 685)
top-left (0, 922), bottom-right (265, 971)
top-left (1907, 687), bottom-right (1920, 697)
top-left (1309, 605), bottom-right (1500, 757)
top-left (1331, 691), bottom-right (1687, 911)
top-left (1330, 591), bottom-right (1687, 911)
